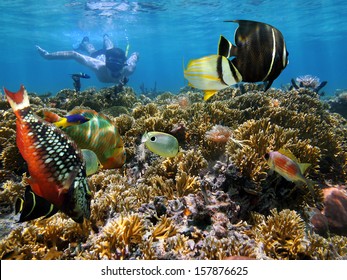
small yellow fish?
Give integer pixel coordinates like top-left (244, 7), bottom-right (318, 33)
top-left (141, 131), bottom-right (179, 157)
top-left (82, 149), bottom-right (102, 176)
top-left (265, 148), bottom-right (315, 195)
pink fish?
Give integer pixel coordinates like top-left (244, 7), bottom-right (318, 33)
top-left (265, 148), bottom-right (315, 195)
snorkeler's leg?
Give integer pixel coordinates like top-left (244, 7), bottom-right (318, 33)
top-left (78, 36), bottom-right (97, 55)
top-left (103, 34), bottom-right (114, 50)
top-left (36, 46), bottom-right (104, 70)
top-left (37, 46), bottom-right (81, 60)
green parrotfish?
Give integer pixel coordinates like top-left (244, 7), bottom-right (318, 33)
top-left (44, 109), bottom-right (126, 169)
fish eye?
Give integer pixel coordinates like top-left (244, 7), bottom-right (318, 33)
top-left (150, 136), bottom-right (157, 142)
top-left (264, 153), bottom-right (269, 160)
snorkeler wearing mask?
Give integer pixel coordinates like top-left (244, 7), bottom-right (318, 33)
top-left (36, 34), bottom-right (139, 85)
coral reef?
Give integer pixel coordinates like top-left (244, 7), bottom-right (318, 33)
top-left (0, 84), bottom-right (346, 260)
top-left (328, 89), bottom-right (347, 119)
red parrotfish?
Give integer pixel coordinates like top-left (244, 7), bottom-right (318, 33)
top-left (4, 85), bottom-right (91, 223)
top-left (44, 108), bottom-right (126, 169)
top-left (265, 148), bottom-right (315, 195)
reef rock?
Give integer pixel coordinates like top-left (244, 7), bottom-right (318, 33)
top-left (322, 187), bottom-right (347, 235)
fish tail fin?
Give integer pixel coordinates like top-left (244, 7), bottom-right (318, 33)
top-left (3, 85), bottom-right (30, 114)
top-left (218, 35), bottom-right (237, 58)
top-left (43, 111), bottom-right (61, 123)
top-left (298, 162), bottom-right (311, 175)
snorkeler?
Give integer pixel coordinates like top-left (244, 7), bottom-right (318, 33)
top-left (36, 34), bottom-right (139, 85)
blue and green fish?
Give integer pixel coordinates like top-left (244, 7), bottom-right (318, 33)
top-left (44, 109), bottom-right (126, 169)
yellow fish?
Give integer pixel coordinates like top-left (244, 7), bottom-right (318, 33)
top-left (141, 132), bottom-right (179, 157)
top-left (82, 149), bottom-right (102, 176)
top-left (184, 54), bottom-right (241, 101)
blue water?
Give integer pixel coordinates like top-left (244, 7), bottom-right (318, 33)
top-left (0, 0), bottom-right (346, 96)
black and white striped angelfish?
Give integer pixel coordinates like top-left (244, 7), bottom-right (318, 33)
top-left (184, 20), bottom-right (289, 101)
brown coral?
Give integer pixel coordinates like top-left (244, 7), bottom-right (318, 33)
top-left (1, 85), bottom-right (347, 261)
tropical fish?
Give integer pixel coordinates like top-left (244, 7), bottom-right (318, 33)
top-left (14, 149), bottom-right (99, 223)
top-left (4, 85), bottom-right (91, 223)
top-left (265, 148), bottom-right (315, 195)
top-left (44, 109), bottom-right (126, 169)
top-left (184, 20), bottom-right (289, 100)
top-left (141, 131), bottom-right (179, 157)
top-left (15, 186), bottom-right (59, 222)
top-left (82, 149), bottom-right (102, 176)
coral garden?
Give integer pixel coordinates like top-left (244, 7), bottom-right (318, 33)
top-left (0, 84), bottom-right (347, 260)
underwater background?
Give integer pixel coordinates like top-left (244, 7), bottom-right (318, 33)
top-left (1, 0), bottom-right (347, 95)
top-left (1, 0), bottom-right (347, 260)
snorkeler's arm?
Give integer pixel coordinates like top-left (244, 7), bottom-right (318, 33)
top-left (36, 46), bottom-right (104, 70)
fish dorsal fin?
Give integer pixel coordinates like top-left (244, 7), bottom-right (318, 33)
top-left (218, 35), bottom-right (237, 58)
top-left (298, 163), bottom-right (311, 175)
top-left (278, 148), bottom-right (298, 162)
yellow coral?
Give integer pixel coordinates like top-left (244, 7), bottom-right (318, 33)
top-left (150, 215), bottom-right (178, 240)
top-left (93, 213), bottom-right (146, 259)
top-left (247, 209), bottom-right (307, 259)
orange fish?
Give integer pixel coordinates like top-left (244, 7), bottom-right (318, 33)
top-left (265, 148), bottom-right (315, 195)
top-left (4, 85), bottom-right (91, 223)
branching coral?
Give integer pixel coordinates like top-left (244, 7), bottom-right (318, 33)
top-left (150, 215), bottom-right (178, 240)
top-left (226, 118), bottom-right (304, 185)
top-left (247, 209), bottom-right (307, 259)
top-left (91, 213), bottom-right (146, 259)
top-left (0, 214), bottom-right (91, 260)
